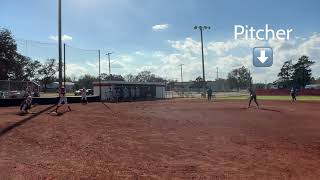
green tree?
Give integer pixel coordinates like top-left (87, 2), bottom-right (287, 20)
top-left (0, 28), bottom-right (41, 81)
top-left (75, 74), bottom-right (98, 89)
top-left (292, 55), bottom-right (315, 88)
top-left (190, 76), bottom-right (206, 92)
top-left (277, 60), bottom-right (294, 88)
top-left (134, 71), bottom-right (165, 82)
top-left (24, 60), bottom-right (41, 81)
top-left (8, 54), bottom-right (30, 80)
top-left (38, 59), bottom-right (58, 91)
top-left (0, 28), bottom-right (17, 79)
top-left (0, 28), bottom-right (35, 80)
top-left (125, 74), bottom-right (136, 82)
top-left (227, 66), bottom-right (252, 90)
top-left (101, 73), bottom-right (125, 81)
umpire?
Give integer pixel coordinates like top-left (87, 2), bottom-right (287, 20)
top-left (207, 88), bottom-right (213, 101)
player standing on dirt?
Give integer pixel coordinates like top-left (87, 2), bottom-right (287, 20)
top-left (290, 87), bottom-right (297, 102)
top-left (248, 88), bottom-right (259, 108)
top-left (81, 87), bottom-right (88, 104)
top-left (53, 86), bottom-right (71, 113)
top-left (207, 88), bottom-right (213, 101)
top-left (20, 95), bottom-right (33, 114)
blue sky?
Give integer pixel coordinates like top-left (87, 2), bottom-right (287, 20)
top-left (1, 0), bottom-right (320, 82)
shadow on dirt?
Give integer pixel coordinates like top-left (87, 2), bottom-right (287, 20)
top-left (259, 107), bottom-right (282, 113)
top-left (0, 105), bottom-right (55, 138)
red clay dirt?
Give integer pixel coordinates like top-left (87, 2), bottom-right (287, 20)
top-left (0, 99), bottom-right (320, 179)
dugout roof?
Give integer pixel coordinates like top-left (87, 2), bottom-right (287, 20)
top-left (93, 81), bottom-right (165, 87)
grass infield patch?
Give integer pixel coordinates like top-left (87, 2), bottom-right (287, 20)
top-left (217, 95), bottom-right (320, 101)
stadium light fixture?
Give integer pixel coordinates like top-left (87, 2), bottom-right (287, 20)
top-left (106, 52), bottom-right (113, 75)
top-left (194, 25), bottom-right (211, 97)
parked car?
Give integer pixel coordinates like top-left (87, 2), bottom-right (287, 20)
top-left (74, 89), bottom-right (94, 96)
top-left (305, 84), bottom-right (320, 90)
top-left (87, 89), bottom-right (94, 95)
top-left (0, 91), bottom-right (4, 99)
top-left (8, 91), bottom-right (24, 99)
top-left (74, 89), bottom-right (81, 96)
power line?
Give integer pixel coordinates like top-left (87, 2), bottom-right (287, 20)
top-left (65, 44), bottom-right (98, 52)
top-left (16, 38), bottom-right (57, 46)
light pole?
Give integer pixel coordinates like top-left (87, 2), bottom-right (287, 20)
top-left (63, 43), bottom-right (66, 87)
top-left (106, 52), bottom-right (113, 75)
top-left (194, 25), bottom-right (210, 97)
top-left (98, 50), bottom-right (101, 99)
top-left (216, 67), bottom-right (219, 80)
top-left (179, 64), bottom-right (184, 83)
top-left (58, 0), bottom-right (62, 87)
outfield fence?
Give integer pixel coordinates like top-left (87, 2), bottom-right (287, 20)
top-left (256, 89), bottom-right (320, 96)
top-left (165, 90), bottom-right (249, 99)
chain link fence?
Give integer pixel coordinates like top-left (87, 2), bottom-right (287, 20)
top-left (0, 80), bottom-right (40, 99)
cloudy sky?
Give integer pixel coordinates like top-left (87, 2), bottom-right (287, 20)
top-left (1, 0), bottom-right (320, 82)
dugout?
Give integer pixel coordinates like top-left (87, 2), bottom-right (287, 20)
top-left (93, 81), bottom-right (165, 101)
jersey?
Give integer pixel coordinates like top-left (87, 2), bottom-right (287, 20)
top-left (81, 89), bottom-right (87, 96)
top-left (59, 88), bottom-right (66, 98)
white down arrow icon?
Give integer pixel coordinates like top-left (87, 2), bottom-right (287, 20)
top-left (257, 49), bottom-right (268, 63)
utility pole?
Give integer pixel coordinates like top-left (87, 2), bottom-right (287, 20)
top-left (106, 52), bottom-right (113, 75)
top-left (98, 50), bottom-right (101, 99)
top-left (58, 0), bottom-right (62, 87)
top-left (216, 67), bottom-right (219, 80)
top-left (179, 64), bottom-right (184, 83)
top-left (265, 80), bottom-right (267, 89)
top-left (63, 43), bottom-right (66, 87)
top-left (194, 25), bottom-right (210, 97)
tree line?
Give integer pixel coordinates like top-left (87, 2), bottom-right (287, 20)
top-left (1, 27), bottom-right (318, 91)
top-left (189, 55), bottom-right (317, 91)
top-left (187, 66), bottom-right (253, 91)
top-left (75, 71), bottom-right (166, 90)
top-left (0, 28), bottom-right (166, 91)
top-left (0, 28), bottom-right (62, 90)
top-left (277, 56), bottom-right (315, 89)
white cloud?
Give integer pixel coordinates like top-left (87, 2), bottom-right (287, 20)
top-left (49, 34), bottom-right (73, 42)
top-left (62, 33), bottom-right (320, 83)
top-left (207, 39), bottom-right (265, 56)
top-left (82, 55), bottom-right (135, 75)
top-left (152, 24), bottom-right (169, 31)
top-left (66, 63), bottom-right (90, 78)
top-left (168, 37), bottom-right (207, 55)
top-left (135, 51), bottom-right (144, 56)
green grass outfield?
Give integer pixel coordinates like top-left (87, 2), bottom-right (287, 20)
top-left (217, 95), bottom-right (320, 101)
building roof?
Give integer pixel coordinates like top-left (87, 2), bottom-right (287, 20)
top-left (93, 81), bottom-right (165, 86)
top-left (49, 82), bottom-right (75, 86)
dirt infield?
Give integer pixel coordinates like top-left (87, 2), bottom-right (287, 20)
top-left (0, 99), bottom-right (320, 179)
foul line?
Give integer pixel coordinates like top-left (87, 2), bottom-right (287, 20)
top-left (0, 105), bottom-right (56, 138)
top-left (102, 102), bottom-right (115, 114)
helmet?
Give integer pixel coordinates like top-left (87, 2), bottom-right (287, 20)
top-left (27, 96), bottom-right (32, 101)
